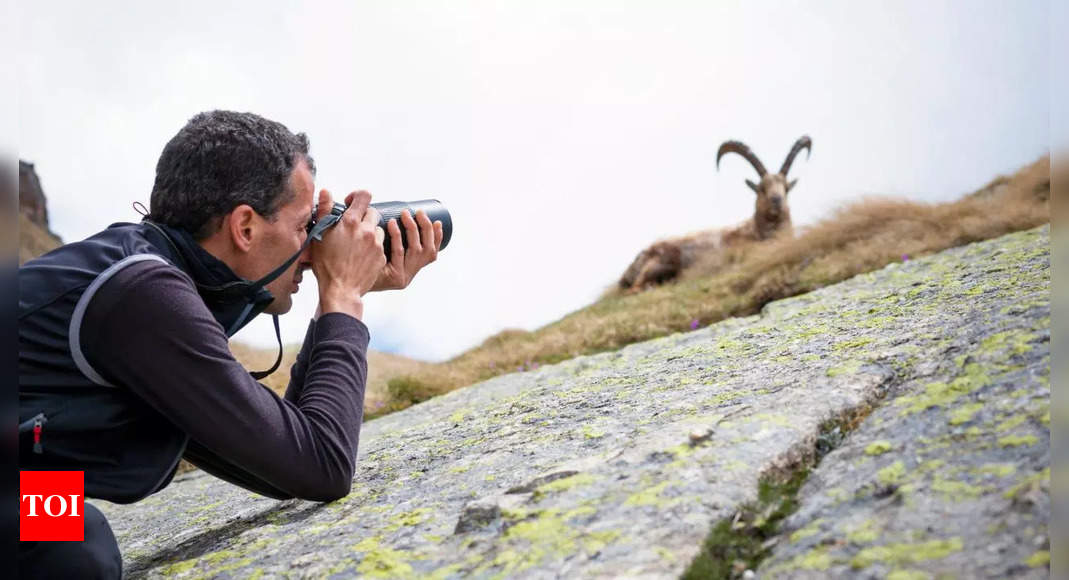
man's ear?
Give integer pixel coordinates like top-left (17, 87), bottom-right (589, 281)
top-left (226, 204), bottom-right (258, 253)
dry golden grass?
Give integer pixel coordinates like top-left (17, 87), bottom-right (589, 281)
top-left (358, 155), bottom-right (1049, 418)
top-left (228, 340), bottom-right (436, 413)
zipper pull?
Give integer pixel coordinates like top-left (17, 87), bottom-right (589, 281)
top-left (33, 417), bottom-right (43, 454)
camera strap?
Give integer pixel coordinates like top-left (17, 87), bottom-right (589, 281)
top-left (242, 203), bottom-right (348, 379)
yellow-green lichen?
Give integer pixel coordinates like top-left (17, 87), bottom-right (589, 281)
top-left (896, 364), bottom-right (989, 416)
top-left (865, 441), bottom-right (894, 456)
top-left (930, 477), bottom-right (989, 500)
top-left (977, 463), bottom-right (1016, 478)
top-left (827, 359), bottom-right (863, 377)
top-left (534, 473), bottom-right (597, 496)
top-left (352, 536), bottom-right (419, 578)
top-left (948, 402), bottom-right (984, 425)
top-left (1025, 550), bottom-right (1050, 567)
top-left (887, 569), bottom-right (931, 580)
top-left (789, 518), bottom-right (825, 543)
top-left (386, 508), bottom-right (433, 531)
top-left (850, 538), bottom-right (963, 569)
top-left (997, 434), bottom-right (1038, 448)
top-left (993, 413), bottom-right (1028, 433)
top-left (846, 519), bottom-right (880, 544)
top-left (877, 461), bottom-right (907, 485)
top-left (1004, 468), bottom-right (1049, 499)
top-left (625, 481), bottom-right (675, 507)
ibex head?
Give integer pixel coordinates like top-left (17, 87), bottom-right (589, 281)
top-left (716, 135), bottom-right (812, 238)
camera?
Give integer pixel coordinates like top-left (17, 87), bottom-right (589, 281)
top-left (321, 199), bottom-right (452, 262)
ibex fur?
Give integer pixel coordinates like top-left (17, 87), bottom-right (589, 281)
top-left (619, 135), bottom-right (812, 292)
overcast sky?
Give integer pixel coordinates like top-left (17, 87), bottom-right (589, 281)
top-left (18, 1), bottom-right (1053, 361)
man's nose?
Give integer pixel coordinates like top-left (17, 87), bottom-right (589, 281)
top-left (298, 241), bottom-right (313, 268)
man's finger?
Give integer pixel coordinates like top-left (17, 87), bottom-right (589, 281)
top-left (401, 210), bottom-right (422, 253)
top-left (345, 190), bottom-right (372, 219)
top-left (433, 221), bottom-right (444, 250)
top-left (374, 226), bottom-right (386, 246)
top-left (414, 210), bottom-right (434, 252)
top-left (317, 189), bottom-right (333, 219)
top-left (388, 219), bottom-right (404, 263)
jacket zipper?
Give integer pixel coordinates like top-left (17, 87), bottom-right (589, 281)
top-left (31, 413), bottom-right (46, 454)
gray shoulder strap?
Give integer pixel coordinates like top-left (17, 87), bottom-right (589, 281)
top-left (70, 254), bottom-right (169, 387)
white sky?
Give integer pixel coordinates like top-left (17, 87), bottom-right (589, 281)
top-left (18, 1), bottom-right (1052, 361)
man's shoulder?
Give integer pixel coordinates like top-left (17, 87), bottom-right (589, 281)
top-left (88, 257), bottom-right (203, 319)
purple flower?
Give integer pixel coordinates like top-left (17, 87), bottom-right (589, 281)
top-left (532, 363), bottom-right (540, 369)
top-left (901, 254), bottom-right (910, 262)
top-left (517, 366), bottom-right (524, 372)
top-left (690, 318), bottom-right (700, 330)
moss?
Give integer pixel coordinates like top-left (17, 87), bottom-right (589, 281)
top-left (877, 461), bottom-right (906, 485)
top-left (682, 468), bottom-right (809, 579)
top-left (865, 440), bottom-right (894, 455)
top-left (997, 434), bottom-right (1038, 447)
top-left (850, 538), bottom-right (964, 569)
top-left (1025, 550), bottom-right (1050, 567)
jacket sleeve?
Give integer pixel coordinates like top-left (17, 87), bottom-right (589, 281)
top-left (81, 260), bottom-right (369, 502)
top-left (284, 318), bottom-right (318, 403)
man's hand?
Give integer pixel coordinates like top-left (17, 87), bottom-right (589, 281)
top-left (370, 209), bottom-right (444, 291)
top-left (311, 189), bottom-right (386, 320)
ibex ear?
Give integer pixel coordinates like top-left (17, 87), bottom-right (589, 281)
top-left (787, 179), bottom-right (798, 192)
top-left (745, 179), bottom-right (760, 193)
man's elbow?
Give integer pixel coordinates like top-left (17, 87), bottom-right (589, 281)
top-left (296, 473), bottom-right (353, 503)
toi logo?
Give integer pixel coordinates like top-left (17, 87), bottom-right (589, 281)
top-left (20, 471), bottom-right (84, 541)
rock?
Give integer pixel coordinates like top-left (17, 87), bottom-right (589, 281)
top-left (97, 226), bottom-right (1050, 579)
top-left (454, 499), bottom-right (501, 534)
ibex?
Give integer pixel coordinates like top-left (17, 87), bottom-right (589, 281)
top-left (618, 135), bottom-right (812, 292)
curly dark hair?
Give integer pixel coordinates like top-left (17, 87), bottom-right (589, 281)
top-left (149, 110), bottom-right (316, 239)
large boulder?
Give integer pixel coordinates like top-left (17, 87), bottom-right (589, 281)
top-left (98, 226), bottom-right (1050, 579)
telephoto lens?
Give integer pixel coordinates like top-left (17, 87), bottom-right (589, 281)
top-left (370, 200), bottom-right (453, 261)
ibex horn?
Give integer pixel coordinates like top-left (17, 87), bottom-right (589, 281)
top-left (717, 140), bottom-right (768, 178)
top-left (779, 135), bottom-right (812, 176)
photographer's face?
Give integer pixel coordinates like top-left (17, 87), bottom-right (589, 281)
top-left (257, 159), bottom-right (316, 314)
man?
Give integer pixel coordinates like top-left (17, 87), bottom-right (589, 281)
top-left (17, 110), bottom-right (443, 578)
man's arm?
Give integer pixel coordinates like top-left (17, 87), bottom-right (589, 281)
top-left (284, 318), bottom-right (318, 403)
top-left (81, 260), bottom-right (367, 502)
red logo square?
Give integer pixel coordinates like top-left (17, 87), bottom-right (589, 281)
top-left (20, 471), bottom-right (85, 541)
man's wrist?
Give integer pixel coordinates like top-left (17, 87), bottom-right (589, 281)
top-left (318, 290), bottom-right (364, 320)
